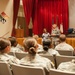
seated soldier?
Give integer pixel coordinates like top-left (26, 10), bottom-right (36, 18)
top-left (8, 37), bottom-right (25, 53)
top-left (57, 59), bottom-right (75, 72)
top-left (39, 39), bottom-right (60, 56)
top-left (20, 37), bottom-right (55, 72)
top-left (55, 34), bottom-right (74, 51)
top-left (0, 38), bottom-right (20, 65)
top-left (33, 35), bottom-right (43, 53)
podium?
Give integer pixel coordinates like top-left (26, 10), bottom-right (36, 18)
top-left (15, 29), bottom-right (24, 38)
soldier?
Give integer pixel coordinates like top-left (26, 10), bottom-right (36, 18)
top-left (55, 34), bottom-right (74, 51)
top-left (51, 24), bottom-right (60, 47)
top-left (42, 28), bottom-right (50, 41)
top-left (0, 38), bottom-right (20, 65)
top-left (20, 37), bottom-right (55, 72)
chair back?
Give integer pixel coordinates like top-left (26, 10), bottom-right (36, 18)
top-left (11, 63), bottom-right (46, 75)
top-left (49, 69), bottom-right (75, 75)
top-left (56, 50), bottom-right (73, 56)
top-left (39, 54), bottom-right (55, 64)
top-left (8, 52), bottom-right (16, 56)
top-left (56, 55), bottom-right (75, 67)
top-left (39, 54), bottom-right (57, 68)
top-left (15, 52), bottom-right (28, 59)
top-left (0, 61), bottom-right (12, 75)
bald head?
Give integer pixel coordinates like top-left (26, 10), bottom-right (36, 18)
top-left (59, 34), bottom-right (66, 42)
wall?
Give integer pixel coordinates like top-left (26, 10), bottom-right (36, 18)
top-left (69, 0), bottom-right (75, 29)
top-left (0, 0), bottom-right (13, 38)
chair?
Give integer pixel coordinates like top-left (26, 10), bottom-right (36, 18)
top-left (0, 61), bottom-right (12, 75)
top-left (66, 38), bottom-right (72, 46)
top-left (15, 52), bottom-right (28, 59)
top-left (49, 69), bottom-right (75, 75)
top-left (16, 38), bottom-right (25, 46)
top-left (56, 55), bottom-right (75, 67)
top-left (72, 38), bottom-right (75, 48)
top-left (39, 54), bottom-right (55, 64)
top-left (37, 38), bottom-right (42, 45)
top-left (8, 52), bottom-right (16, 56)
top-left (11, 63), bottom-right (46, 75)
top-left (39, 54), bottom-right (57, 69)
top-left (56, 50), bottom-right (73, 56)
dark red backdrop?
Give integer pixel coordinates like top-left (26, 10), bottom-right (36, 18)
top-left (12, 0), bottom-right (20, 36)
top-left (22, 0), bottom-right (69, 35)
top-left (13, 0), bottom-right (69, 36)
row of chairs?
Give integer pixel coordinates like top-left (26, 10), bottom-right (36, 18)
top-left (40, 54), bottom-right (75, 68)
top-left (38, 50), bottom-right (74, 56)
top-left (9, 49), bottom-right (74, 60)
top-left (0, 61), bottom-right (75, 75)
top-left (8, 52), bottom-right (75, 68)
top-left (11, 63), bottom-right (75, 75)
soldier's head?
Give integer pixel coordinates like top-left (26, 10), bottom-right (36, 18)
top-left (52, 24), bottom-right (57, 29)
top-left (8, 37), bottom-right (18, 47)
top-left (43, 39), bottom-right (51, 51)
top-left (43, 28), bottom-right (47, 33)
top-left (0, 38), bottom-right (11, 54)
top-left (23, 37), bottom-right (38, 55)
top-left (59, 34), bottom-right (66, 42)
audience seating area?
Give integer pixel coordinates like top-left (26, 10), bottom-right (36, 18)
top-left (1, 53), bottom-right (75, 75)
top-left (0, 37), bottom-right (75, 75)
top-left (1, 52), bottom-right (75, 75)
top-left (8, 52), bottom-right (75, 68)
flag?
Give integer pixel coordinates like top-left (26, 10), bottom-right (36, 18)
top-left (52, 15), bottom-right (54, 25)
top-left (60, 23), bottom-right (63, 33)
top-left (1, 12), bottom-right (9, 19)
top-left (56, 15), bottom-right (58, 25)
top-left (0, 12), bottom-right (9, 24)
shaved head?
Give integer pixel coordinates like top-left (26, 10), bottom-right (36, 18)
top-left (59, 34), bottom-right (66, 42)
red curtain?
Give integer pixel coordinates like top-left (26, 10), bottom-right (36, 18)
top-left (22, 0), bottom-right (34, 25)
top-left (22, 0), bottom-right (35, 36)
top-left (12, 0), bottom-right (20, 36)
top-left (22, 0), bottom-right (69, 35)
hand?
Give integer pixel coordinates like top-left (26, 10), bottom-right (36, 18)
top-left (51, 34), bottom-right (56, 36)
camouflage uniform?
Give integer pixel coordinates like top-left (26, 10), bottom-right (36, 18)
top-left (51, 27), bottom-right (60, 47)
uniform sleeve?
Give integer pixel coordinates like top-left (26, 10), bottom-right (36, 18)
top-left (42, 33), bottom-right (44, 38)
top-left (9, 56), bottom-right (20, 64)
top-left (69, 46), bottom-right (74, 51)
top-left (55, 45), bottom-right (59, 50)
top-left (55, 50), bottom-right (60, 56)
top-left (45, 58), bottom-right (55, 72)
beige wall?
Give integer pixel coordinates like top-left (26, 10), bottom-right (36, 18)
top-left (0, 0), bottom-right (13, 38)
top-left (69, 0), bottom-right (75, 29)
